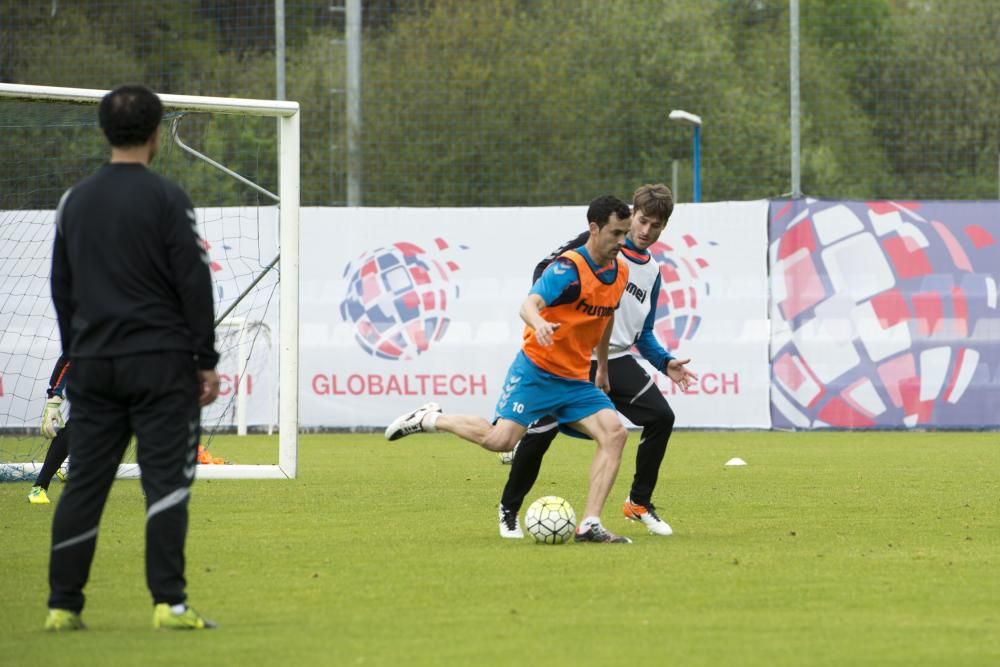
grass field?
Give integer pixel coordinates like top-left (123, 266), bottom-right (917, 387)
top-left (2, 431), bottom-right (998, 666)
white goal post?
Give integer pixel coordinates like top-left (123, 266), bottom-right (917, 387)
top-left (0, 82), bottom-right (300, 480)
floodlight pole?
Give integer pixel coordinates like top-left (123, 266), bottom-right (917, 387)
top-left (671, 159), bottom-right (679, 203)
top-left (669, 109), bottom-right (703, 203)
top-left (275, 0), bottom-right (286, 100)
top-left (693, 124), bottom-right (701, 202)
top-left (346, 0), bottom-right (362, 206)
top-left (790, 0), bottom-right (802, 198)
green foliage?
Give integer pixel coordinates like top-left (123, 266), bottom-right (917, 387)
top-left (870, 1), bottom-right (1000, 199)
top-left (2, 431), bottom-right (999, 665)
top-left (802, 0), bottom-right (892, 71)
top-left (0, 101), bottom-right (105, 209)
top-left (284, 29), bottom-right (350, 205)
top-left (360, 0), bottom-right (798, 204)
top-left (361, 0), bottom-right (542, 205)
top-left (158, 112), bottom-right (278, 208)
top-left (12, 6), bottom-right (146, 89)
top-left (1, 0), bottom-right (998, 204)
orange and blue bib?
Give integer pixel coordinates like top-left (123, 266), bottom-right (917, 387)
top-left (522, 250), bottom-right (629, 381)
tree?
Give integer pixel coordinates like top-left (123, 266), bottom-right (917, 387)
top-left (870, 0), bottom-right (1000, 198)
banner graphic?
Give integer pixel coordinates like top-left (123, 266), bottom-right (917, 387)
top-left (301, 202), bottom-right (772, 428)
top-left (769, 199), bottom-right (1000, 428)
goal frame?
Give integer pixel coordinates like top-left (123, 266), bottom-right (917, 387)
top-left (0, 82), bottom-right (300, 480)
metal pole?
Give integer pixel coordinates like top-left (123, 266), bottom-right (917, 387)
top-left (672, 159), bottom-right (679, 203)
top-left (278, 110), bottom-right (300, 478)
top-left (693, 125), bottom-right (701, 203)
top-left (275, 0), bottom-right (286, 100)
top-left (669, 109), bottom-right (703, 203)
top-left (789, 0), bottom-right (802, 198)
top-left (237, 320), bottom-right (248, 436)
top-left (346, 0), bottom-right (362, 206)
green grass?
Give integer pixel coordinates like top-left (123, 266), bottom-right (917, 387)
top-left (2, 431), bottom-right (998, 666)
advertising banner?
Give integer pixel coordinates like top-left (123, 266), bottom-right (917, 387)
top-left (769, 199), bottom-right (1000, 428)
top-left (301, 201), bottom-right (772, 428)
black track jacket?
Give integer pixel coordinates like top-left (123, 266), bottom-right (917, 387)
top-left (51, 162), bottom-right (219, 370)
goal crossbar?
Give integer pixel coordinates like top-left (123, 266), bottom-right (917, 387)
top-left (0, 82), bottom-right (299, 117)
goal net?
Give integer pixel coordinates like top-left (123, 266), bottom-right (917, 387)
top-left (0, 83), bottom-right (299, 480)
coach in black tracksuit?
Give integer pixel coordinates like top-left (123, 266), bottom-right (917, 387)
top-left (47, 84), bottom-right (219, 629)
top-left (498, 184), bottom-right (696, 539)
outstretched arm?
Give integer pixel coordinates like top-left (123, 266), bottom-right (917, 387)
top-left (47, 356), bottom-right (70, 398)
top-left (523, 257), bottom-right (580, 346)
top-left (665, 358), bottom-right (697, 392)
top-left (40, 355), bottom-right (71, 438)
top-left (634, 272), bottom-right (674, 370)
top-left (634, 272), bottom-right (697, 391)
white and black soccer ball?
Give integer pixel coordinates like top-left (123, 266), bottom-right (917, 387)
top-left (497, 442), bottom-right (519, 465)
top-left (525, 495), bottom-right (576, 544)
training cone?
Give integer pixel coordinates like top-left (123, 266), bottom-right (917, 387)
top-left (725, 457), bottom-right (747, 466)
top-left (197, 444), bottom-right (225, 465)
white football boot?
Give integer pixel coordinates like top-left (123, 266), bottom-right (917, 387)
top-left (384, 402), bottom-right (442, 441)
top-left (498, 504), bottom-right (524, 539)
top-left (623, 497), bottom-right (673, 536)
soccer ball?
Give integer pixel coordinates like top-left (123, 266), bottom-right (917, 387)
top-left (497, 442), bottom-right (519, 465)
top-left (525, 495), bottom-right (576, 544)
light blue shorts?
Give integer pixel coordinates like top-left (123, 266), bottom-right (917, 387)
top-left (494, 352), bottom-right (614, 429)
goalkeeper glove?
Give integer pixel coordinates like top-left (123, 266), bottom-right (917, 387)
top-left (41, 396), bottom-right (64, 439)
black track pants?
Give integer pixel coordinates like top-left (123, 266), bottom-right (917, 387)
top-left (48, 352), bottom-right (201, 612)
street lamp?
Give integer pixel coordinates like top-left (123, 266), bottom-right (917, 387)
top-left (669, 109), bottom-right (703, 203)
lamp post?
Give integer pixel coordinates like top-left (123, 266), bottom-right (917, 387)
top-left (669, 109), bottom-right (703, 203)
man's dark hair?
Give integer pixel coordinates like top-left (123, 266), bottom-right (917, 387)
top-left (587, 195), bottom-right (631, 229)
top-left (98, 84), bottom-right (163, 147)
